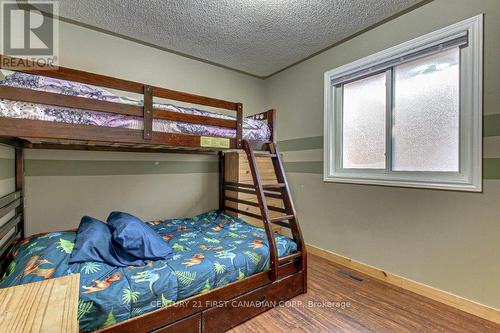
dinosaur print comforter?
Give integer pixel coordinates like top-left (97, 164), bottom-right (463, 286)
top-left (0, 210), bottom-right (297, 331)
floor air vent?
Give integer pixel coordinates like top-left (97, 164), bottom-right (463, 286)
top-left (337, 270), bottom-right (364, 282)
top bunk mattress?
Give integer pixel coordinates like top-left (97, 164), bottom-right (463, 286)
top-left (0, 72), bottom-right (271, 141)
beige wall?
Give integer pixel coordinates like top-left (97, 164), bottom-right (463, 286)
top-left (23, 149), bottom-right (219, 235)
top-left (266, 0), bottom-right (500, 309)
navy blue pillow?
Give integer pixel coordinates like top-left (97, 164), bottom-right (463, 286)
top-left (69, 216), bottom-right (146, 267)
top-left (107, 212), bottom-right (173, 260)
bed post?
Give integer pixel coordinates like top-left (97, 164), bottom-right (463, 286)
top-left (143, 85), bottom-right (153, 140)
top-left (266, 109), bottom-right (276, 142)
top-left (219, 151), bottom-right (225, 212)
top-left (236, 103), bottom-right (243, 148)
top-left (15, 147), bottom-right (24, 239)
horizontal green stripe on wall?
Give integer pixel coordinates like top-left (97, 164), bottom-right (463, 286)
top-left (0, 158), bottom-right (14, 179)
top-left (279, 115), bottom-right (500, 151)
top-left (484, 114), bottom-right (500, 137)
top-left (278, 136), bottom-right (323, 151)
top-left (484, 158), bottom-right (500, 179)
top-left (8, 157), bottom-right (500, 179)
top-left (25, 160), bottom-right (218, 176)
top-left (283, 159), bottom-right (500, 179)
top-left (283, 161), bottom-right (323, 174)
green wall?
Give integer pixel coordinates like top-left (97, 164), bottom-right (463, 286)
top-left (268, 0), bottom-right (500, 309)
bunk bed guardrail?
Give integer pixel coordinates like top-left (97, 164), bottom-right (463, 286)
top-left (0, 191), bottom-right (22, 257)
top-left (0, 54), bottom-right (247, 149)
top-left (0, 147), bottom-right (23, 273)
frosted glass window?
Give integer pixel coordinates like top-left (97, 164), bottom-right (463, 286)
top-left (342, 73), bottom-right (386, 169)
top-left (325, 16), bottom-right (482, 191)
top-left (392, 49), bottom-right (460, 172)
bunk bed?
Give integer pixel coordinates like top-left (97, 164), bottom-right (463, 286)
top-left (0, 55), bottom-right (306, 333)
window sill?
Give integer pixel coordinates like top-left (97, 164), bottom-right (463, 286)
top-left (323, 175), bottom-right (482, 192)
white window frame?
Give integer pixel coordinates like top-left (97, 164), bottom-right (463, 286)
top-left (324, 15), bottom-right (483, 192)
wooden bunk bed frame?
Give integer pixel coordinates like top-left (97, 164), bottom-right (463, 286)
top-left (0, 55), bottom-right (306, 333)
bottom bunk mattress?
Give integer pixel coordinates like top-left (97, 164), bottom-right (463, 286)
top-left (0, 210), bottom-right (297, 331)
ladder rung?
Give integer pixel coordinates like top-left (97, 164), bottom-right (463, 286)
top-left (226, 182), bottom-right (285, 191)
top-left (270, 214), bottom-right (295, 223)
top-left (262, 183), bottom-right (285, 189)
top-left (279, 252), bottom-right (302, 264)
top-left (225, 185), bottom-right (283, 199)
top-left (271, 220), bottom-right (291, 229)
top-left (225, 181), bottom-right (253, 189)
top-left (224, 196), bottom-right (287, 214)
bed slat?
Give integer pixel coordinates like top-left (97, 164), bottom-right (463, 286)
top-left (0, 199), bottom-right (20, 221)
top-left (278, 252), bottom-right (302, 264)
top-left (153, 86), bottom-right (238, 111)
top-left (0, 231), bottom-right (20, 259)
top-left (0, 55), bottom-right (144, 93)
top-left (0, 215), bottom-right (21, 241)
top-left (0, 86), bottom-right (143, 117)
top-left (0, 191), bottom-right (21, 209)
top-left (153, 109), bottom-right (237, 128)
top-left (0, 118), bottom-right (237, 148)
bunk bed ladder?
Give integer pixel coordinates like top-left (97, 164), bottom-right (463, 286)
top-left (242, 140), bottom-right (306, 282)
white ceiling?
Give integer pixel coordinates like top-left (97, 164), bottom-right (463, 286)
top-left (46, 0), bottom-right (423, 77)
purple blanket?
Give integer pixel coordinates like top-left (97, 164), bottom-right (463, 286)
top-left (0, 72), bottom-right (270, 141)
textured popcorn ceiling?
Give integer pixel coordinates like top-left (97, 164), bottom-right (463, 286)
top-left (48, 0), bottom-right (423, 77)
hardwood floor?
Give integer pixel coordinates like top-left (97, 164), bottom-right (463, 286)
top-left (230, 254), bottom-right (500, 333)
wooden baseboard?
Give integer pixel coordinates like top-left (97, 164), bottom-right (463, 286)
top-left (307, 244), bottom-right (500, 325)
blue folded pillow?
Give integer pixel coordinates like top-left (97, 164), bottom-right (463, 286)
top-left (69, 216), bottom-right (146, 267)
top-left (107, 212), bottom-right (173, 261)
